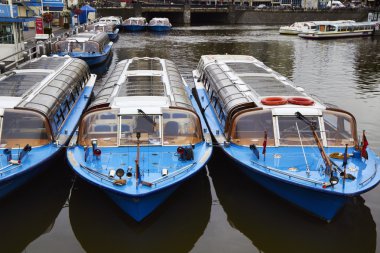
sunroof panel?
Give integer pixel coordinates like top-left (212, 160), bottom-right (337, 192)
top-left (127, 59), bottom-right (162, 71)
top-left (226, 62), bottom-right (269, 74)
top-left (21, 57), bottom-right (66, 71)
top-left (0, 72), bottom-right (49, 97)
top-left (119, 76), bottom-right (165, 96)
top-left (240, 76), bottom-right (304, 97)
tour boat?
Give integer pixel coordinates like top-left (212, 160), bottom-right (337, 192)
top-left (279, 20), bottom-right (355, 35)
top-left (193, 54), bottom-right (380, 222)
top-left (148, 17), bottom-right (172, 32)
top-left (298, 21), bottom-right (378, 39)
top-left (98, 16), bottom-right (123, 29)
top-left (85, 22), bottom-right (119, 41)
top-left (122, 17), bottom-right (147, 32)
top-left (0, 56), bottom-right (96, 199)
top-left (66, 57), bottom-right (212, 222)
top-left (53, 31), bottom-right (113, 66)
top-left (279, 21), bottom-right (318, 35)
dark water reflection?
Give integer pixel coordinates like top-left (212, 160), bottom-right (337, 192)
top-left (69, 171), bottom-right (210, 253)
top-left (0, 153), bottom-right (73, 253)
top-left (210, 148), bottom-right (376, 253)
top-left (4, 25), bottom-right (380, 252)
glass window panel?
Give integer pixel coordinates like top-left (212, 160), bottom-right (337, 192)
top-left (323, 111), bottom-right (355, 146)
top-left (278, 116), bottom-right (318, 146)
top-left (120, 115), bottom-right (161, 146)
top-left (79, 110), bottom-right (118, 147)
top-left (0, 109), bottom-right (51, 147)
top-left (231, 110), bottom-right (274, 146)
top-left (162, 109), bottom-right (202, 145)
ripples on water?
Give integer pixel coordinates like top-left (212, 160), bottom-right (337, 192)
top-left (3, 26), bottom-right (379, 253)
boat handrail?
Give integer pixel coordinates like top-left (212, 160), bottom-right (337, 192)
top-left (251, 160), bottom-right (325, 185)
top-left (359, 163), bottom-right (377, 187)
top-left (0, 163), bottom-right (22, 175)
top-left (147, 162), bottom-right (196, 186)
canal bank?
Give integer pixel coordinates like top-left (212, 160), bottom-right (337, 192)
top-left (96, 6), bottom-right (371, 25)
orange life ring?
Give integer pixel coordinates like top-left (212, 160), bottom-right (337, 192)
top-left (287, 97), bottom-right (314, 106)
top-left (261, 97), bottom-right (287, 106)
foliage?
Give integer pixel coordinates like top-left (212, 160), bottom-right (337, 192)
top-left (42, 12), bottom-right (54, 23)
top-left (60, 10), bottom-right (71, 17)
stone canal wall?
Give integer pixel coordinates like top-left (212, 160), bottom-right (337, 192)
top-left (97, 7), bottom-right (370, 25)
top-left (234, 10), bottom-right (370, 25)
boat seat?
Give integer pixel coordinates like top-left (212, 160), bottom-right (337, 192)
top-left (164, 121), bottom-right (179, 136)
top-left (94, 125), bottom-right (112, 132)
top-left (121, 124), bottom-right (130, 132)
top-left (100, 113), bottom-right (116, 120)
top-left (172, 113), bottom-right (187, 119)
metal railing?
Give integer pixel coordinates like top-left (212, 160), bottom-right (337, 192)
top-left (0, 24), bottom-right (88, 74)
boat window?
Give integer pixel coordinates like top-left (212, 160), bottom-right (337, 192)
top-left (79, 110), bottom-right (119, 147)
top-left (120, 114), bottom-right (161, 146)
top-left (84, 41), bottom-right (99, 53)
top-left (70, 42), bottom-right (84, 52)
top-left (0, 109), bottom-right (51, 147)
top-left (278, 116), bottom-right (319, 146)
top-left (323, 111), bottom-right (355, 146)
top-left (231, 110), bottom-right (274, 146)
top-left (162, 109), bottom-right (202, 145)
top-left (55, 41), bottom-right (70, 52)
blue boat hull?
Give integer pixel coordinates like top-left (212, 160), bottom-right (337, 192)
top-left (108, 29), bottom-right (119, 41)
top-left (0, 149), bottom-right (61, 199)
top-left (123, 25), bottom-right (146, 32)
top-left (55, 45), bottom-right (113, 67)
top-left (66, 143), bottom-right (212, 222)
top-left (106, 184), bottom-right (179, 222)
top-left (148, 25), bottom-right (171, 32)
top-left (230, 155), bottom-right (347, 221)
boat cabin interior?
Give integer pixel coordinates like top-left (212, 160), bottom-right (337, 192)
top-left (54, 32), bottom-right (109, 53)
top-left (123, 17), bottom-right (147, 25)
top-left (86, 23), bottom-right (116, 33)
top-left (197, 55), bottom-right (358, 148)
top-left (0, 57), bottom-right (90, 148)
top-left (78, 57), bottom-right (202, 147)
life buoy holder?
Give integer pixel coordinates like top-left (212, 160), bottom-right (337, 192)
top-left (261, 97), bottom-right (287, 106)
top-left (287, 97), bottom-right (314, 106)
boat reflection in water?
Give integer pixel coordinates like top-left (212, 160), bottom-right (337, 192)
top-left (69, 170), bottom-right (211, 253)
top-left (90, 51), bottom-right (113, 76)
top-left (209, 149), bottom-right (376, 253)
top-left (0, 155), bottom-right (73, 253)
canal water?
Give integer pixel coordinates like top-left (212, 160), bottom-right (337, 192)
top-left (1, 25), bottom-right (379, 253)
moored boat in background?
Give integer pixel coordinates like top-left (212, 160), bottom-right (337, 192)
top-left (85, 22), bottom-right (119, 41)
top-left (148, 17), bottom-right (172, 32)
top-left (279, 20), bottom-right (355, 35)
top-left (0, 56), bottom-right (96, 199)
top-left (98, 16), bottom-right (123, 29)
top-left (298, 21), bottom-right (379, 39)
top-left (193, 54), bottom-right (380, 222)
top-left (66, 57), bottom-right (212, 222)
top-left (53, 32), bottom-right (113, 66)
top-left (122, 17), bottom-right (147, 32)
top-left (279, 21), bottom-right (319, 35)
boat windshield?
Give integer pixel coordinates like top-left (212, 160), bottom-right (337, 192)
top-left (120, 114), bottom-right (161, 146)
top-left (162, 109), bottom-right (202, 145)
top-left (323, 110), bottom-right (355, 146)
top-left (0, 109), bottom-right (51, 147)
top-left (55, 41), bottom-right (99, 53)
top-left (78, 109), bottom-right (202, 147)
top-left (230, 110), bottom-right (275, 146)
top-left (278, 116), bottom-right (319, 146)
